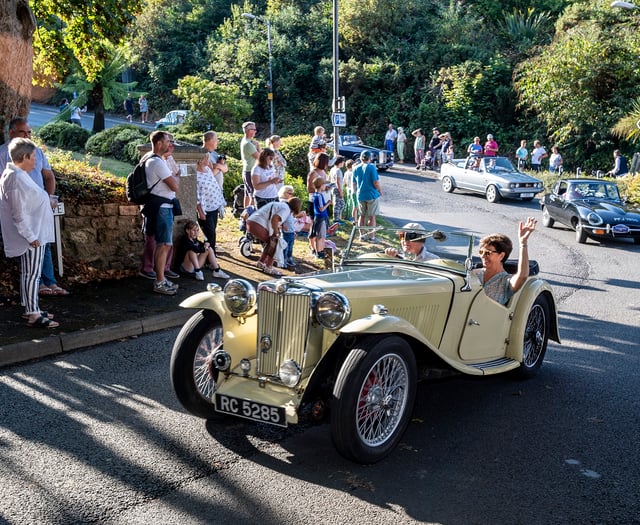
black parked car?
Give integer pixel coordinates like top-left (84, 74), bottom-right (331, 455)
top-left (331, 134), bottom-right (394, 170)
top-left (540, 178), bottom-right (640, 244)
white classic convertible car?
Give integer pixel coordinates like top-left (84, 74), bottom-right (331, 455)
top-left (440, 156), bottom-right (543, 203)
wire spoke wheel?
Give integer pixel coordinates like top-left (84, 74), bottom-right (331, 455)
top-left (356, 355), bottom-right (409, 446)
top-left (332, 336), bottom-right (416, 463)
top-left (170, 310), bottom-right (223, 418)
top-left (518, 296), bottom-right (550, 378)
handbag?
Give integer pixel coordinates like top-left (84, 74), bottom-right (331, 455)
top-left (273, 236), bottom-right (288, 267)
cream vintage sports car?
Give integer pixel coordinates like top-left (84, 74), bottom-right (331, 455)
top-left (170, 225), bottom-right (560, 463)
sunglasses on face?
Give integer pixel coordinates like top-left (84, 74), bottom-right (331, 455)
top-left (479, 248), bottom-right (499, 256)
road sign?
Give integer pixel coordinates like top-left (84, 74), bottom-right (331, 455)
top-left (332, 112), bottom-right (346, 127)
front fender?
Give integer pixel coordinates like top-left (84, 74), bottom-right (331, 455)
top-left (506, 279), bottom-right (561, 361)
top-left (180, 290), bottom-right (227, 312)
top-left (179, 291), bottom-right (258, 356)
top-left (340, 313), bottom-right (436, 349)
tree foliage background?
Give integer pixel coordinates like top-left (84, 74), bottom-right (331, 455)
top-left (26, 0), bottom-right (640, 170)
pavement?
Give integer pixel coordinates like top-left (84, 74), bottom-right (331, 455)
top-left (0, 160), bottom-right (434, 369)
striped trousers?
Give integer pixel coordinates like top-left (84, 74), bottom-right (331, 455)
top-left (20, 245), bottom-right (45, 315)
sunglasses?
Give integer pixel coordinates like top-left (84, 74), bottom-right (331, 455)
top-left (399, 232), bottom-right (422, 241)
top-left (479, 248), bottom-right (499, 256)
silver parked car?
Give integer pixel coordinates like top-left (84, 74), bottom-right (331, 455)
top-left (440, 156), bottom-right (543, 203)
top-left (155, 109), bottom-right (189, 129)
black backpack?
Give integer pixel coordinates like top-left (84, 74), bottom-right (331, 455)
top-left (126, 153), bottom-right (159, 204)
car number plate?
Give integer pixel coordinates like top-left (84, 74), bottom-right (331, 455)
top-left (215, 394), bottom-right (287, 427)
top-left (521, 193), bottom-right (534, 198)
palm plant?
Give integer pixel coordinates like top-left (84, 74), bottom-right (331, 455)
top-left (498, 8), bottom-right (553, 55)
top-left (57, 43), bottom-right (137, 132)
top-left (612, 99), bottom-right (640, 144)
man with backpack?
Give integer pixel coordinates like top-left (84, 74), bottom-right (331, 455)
top-left (140, 131), bottom-right (180, 295)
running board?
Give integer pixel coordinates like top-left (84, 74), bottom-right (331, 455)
top-left (466, 357), bottom-right (521, 375)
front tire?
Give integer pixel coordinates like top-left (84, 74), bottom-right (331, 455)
top-left (517, 295), bottom-right (550, 378)
top-left (442, 176), bottom-right (455, 193)
top-left (486, 184), bottom-right (501, 203)
top-left (541, 206), bottom-right (555, 228)
top-left (574, 220), bottom-right (588, 244)
top-left (331, 336), bottom-right (417, 464)
top-left (170, 310), bottom-right (223, 418)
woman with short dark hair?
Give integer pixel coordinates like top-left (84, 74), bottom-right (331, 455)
top-left (473, 217), bottom-right (537, 305)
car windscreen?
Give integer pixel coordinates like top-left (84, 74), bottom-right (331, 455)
top-left (483, 157), bottom-right (515, 172)
top-left (341, 226), bottom-right (474, 269)
top-left (341, 135), bottom-right (361, 145)
top-left (570, 182), bottom-right (621, 201)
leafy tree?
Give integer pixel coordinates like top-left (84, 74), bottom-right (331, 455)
top-left (32, 0), bottom-right (142, 82)
top-left (129, 0), bottom-right (236, 115)
top-left (515, 2), bottom-right (640, 167)
top-left (173, 75), bottom-right (253, 132)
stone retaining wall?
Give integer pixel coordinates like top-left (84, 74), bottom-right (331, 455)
top-left (60, 203), bottom-right (143, 270)
top-left (58, 143), bottom-right (205, 272)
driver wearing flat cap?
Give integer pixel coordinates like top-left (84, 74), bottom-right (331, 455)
top-left (385, 222), bottom-right (438, 261)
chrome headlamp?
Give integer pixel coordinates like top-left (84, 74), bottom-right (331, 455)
top-left (586, 212), bottom-right (603, 226)
top-left (314, 291), bottom-right (351, 329)
top-left (279, 359), bottom-right (302, 387)
top-left (223, 279), bottom-right (256, 315)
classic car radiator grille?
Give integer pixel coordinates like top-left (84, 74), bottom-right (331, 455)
top-left (256, 289), bottom-right (311, 376)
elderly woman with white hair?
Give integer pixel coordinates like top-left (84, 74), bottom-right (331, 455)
top-left (0, 138), bottom-right (58, 328)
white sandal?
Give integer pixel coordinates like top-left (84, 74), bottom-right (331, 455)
top-left (264, 266), bottom-right (283, 277)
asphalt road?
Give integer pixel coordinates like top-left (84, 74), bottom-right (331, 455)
top-left (0, 168), bottom-right (638, 524)
top-left (28, 102), bottom-right (154, 131)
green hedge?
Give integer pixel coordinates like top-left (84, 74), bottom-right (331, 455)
top-left (85, 125), bottom-right (149, 164)
top-left (36, 121), bottom-right (90, 152)
top-left (279, 134), bottom-right (311, 180)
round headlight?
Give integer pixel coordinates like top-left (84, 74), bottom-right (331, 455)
top-left (586, 212), bottom-right (603, 226)
top-left (279, 359), bottom-right (302, 387)
top-left (314, 292), bottom-right (351, 329)
top-left (224, 279), bottom-right (256, 315)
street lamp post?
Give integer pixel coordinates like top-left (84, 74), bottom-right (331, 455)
top-left (242, 12), bottom-right (275, 135)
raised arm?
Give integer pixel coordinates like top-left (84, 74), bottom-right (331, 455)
top-left (510, 217), bottom-right (537, 293)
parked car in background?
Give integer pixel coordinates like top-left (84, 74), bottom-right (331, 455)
top-left (170, 224), bottom-right (559, 464)
top-left (540, 178), bottom-right (640, 244)
top-left (155, 109), bottom-right (189, 128)
top-left (440, 156), bottom-right (543, 203)
top-left (331, 134), bottom-right (394, 170)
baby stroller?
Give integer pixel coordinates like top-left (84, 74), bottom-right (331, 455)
top-left (232, 183), bottom-right (247, 218)
top-left (238, 204), bottom-right (258, 258)
top-left (420, 152), bottom-right (434, 171)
